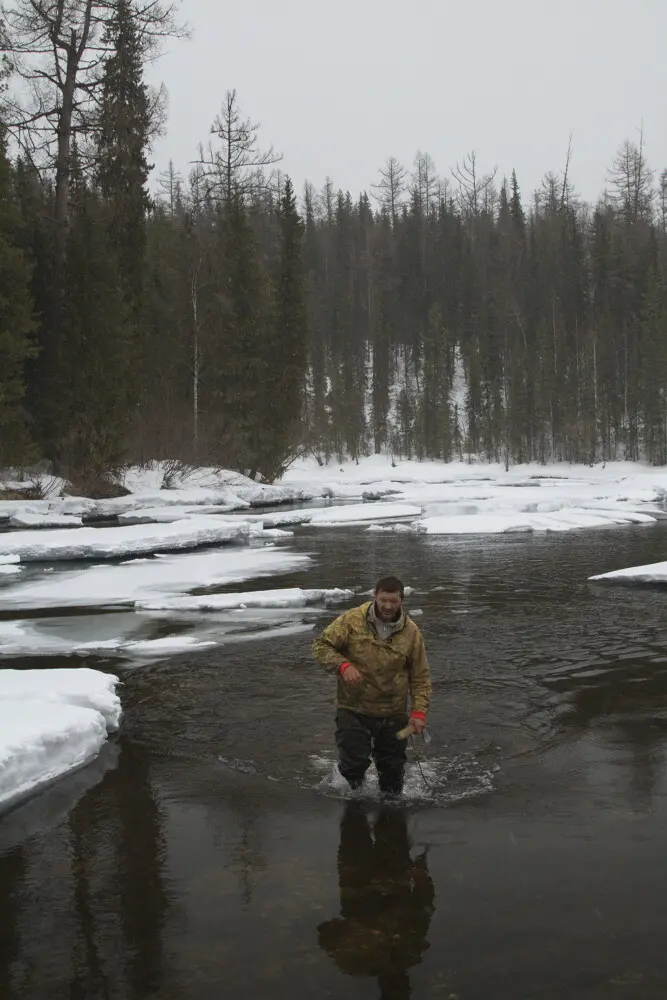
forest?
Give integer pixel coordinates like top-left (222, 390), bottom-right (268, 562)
top-left (1, 1), bottom-right (667, 486)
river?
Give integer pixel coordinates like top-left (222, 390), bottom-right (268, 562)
top-left (2, 522), bottom-right (667, 999)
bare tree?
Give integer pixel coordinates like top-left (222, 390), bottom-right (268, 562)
top-left (607, 126), bottom-right (655, 224)
top-left (371, 155), bottom-right (406, 228)
top-left (156, 159), bottom-right (183, 216)
top-left (196, 88), bottom-right (281, 203)
top-left (452, 151), bottom-right (497, 218)
top-left (1, 0), bottom-right (186, 246)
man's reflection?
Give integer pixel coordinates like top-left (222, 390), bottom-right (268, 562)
top-left (318, 801), bottom-right (435, 999)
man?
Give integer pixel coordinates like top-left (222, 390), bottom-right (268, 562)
top-left (312, 575), bottom-right (432, 796)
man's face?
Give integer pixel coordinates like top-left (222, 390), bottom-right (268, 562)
top-left (374, 589), bottom-right (403, 622)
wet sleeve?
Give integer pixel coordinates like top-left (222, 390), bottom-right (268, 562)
top-left (408, 628), bottom-right (432, 715)
top-left (312, 613), bottom-right (352, 674)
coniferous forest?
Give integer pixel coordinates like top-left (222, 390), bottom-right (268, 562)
top-left (2, 2), bottom-right (667, 484)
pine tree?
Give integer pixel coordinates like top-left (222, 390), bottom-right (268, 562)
top-left (0, 127), bottom-right (36, 466)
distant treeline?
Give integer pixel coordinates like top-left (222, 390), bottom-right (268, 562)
top-left (2, 1), bottom-right (667, 481)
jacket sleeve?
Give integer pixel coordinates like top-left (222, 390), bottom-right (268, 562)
top-left (312, 613), bottom-right (352, 674)
top-left (408, 628), bottom-right (432, 715)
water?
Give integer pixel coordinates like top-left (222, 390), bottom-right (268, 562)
top-left (3, 524), bottom-right (667, 997)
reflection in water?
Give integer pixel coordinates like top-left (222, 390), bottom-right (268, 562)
top-left (318, 802), bottom-right (435, 999)
top-left (115, 743), bottom-right (169, 998)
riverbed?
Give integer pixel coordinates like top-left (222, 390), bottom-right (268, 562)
top-left (2, 522), bottom-right (667, 999)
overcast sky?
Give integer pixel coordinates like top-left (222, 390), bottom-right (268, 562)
top-left (146, 0), bottom-right (667, 205)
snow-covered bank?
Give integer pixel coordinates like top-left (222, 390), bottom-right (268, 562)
top-left (3, 457), bottom-right (667, 538)
top-left (589, 561), bottom-right (667, 585)
top-left (0, 668), bottom-right (121, 812)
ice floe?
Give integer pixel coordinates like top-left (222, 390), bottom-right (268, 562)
top-left (589, 561), bottom-right (667, 585)
top-left (136, 586), bottom-right (354, 613)
top-left (0, 667), bottom-right (121, 812)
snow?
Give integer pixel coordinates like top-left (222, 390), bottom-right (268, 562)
top-left (8, 512), bottom-right (82, 528)
top-left (0, 667), bottom-right (121, 812)
top-left (0, 555), bottom-right (20, 564)
top-left (0, 668), bottom-right (121, 729)
top-left (0, 516), bottom-right (252, 562)
top-left (0, 564), bottom-right (22, 575)
top-left (589, 561), bottom-right (667, 585)
top-left (0, 547), bottom-right (312, 610)
top-left (118, 463), bottom-right (315, 510)
top-left (136, 586), bottom-right (354, 613)
top-left (131, 464), bottom-right (316, 507)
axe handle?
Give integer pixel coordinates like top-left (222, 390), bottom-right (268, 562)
top-left (397, 723), bottom-right (416, 740)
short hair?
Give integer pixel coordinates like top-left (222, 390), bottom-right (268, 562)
top-left (374, 575), bottom-right (404, 597)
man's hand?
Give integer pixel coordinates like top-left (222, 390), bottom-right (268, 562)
top-left (340, 663), bottom-right (363, 685)
top-left (410, 716), bottom-right (427, 736)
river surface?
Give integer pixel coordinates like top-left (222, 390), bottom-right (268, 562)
top-left (3, 523), bottom-right (667, 999)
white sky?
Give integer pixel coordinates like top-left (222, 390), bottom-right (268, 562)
top-left (146, 0), bottom-right (667, 205)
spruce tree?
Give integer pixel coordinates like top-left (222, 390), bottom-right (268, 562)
top-left (261, 176), bottom-right (307, 478)
top-left (60, 183), bottom-right (132, 474)
top-left (97, 0), bottom-right (151, 317)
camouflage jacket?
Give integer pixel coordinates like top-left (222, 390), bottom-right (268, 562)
top-left (312, 602), bottom-right (432, 717)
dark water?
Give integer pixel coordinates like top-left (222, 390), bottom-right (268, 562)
top-left (3, 524), bottom-right (667, 998)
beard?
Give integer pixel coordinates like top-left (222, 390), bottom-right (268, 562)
top-left (375, 601), bottom-right (401, 622)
